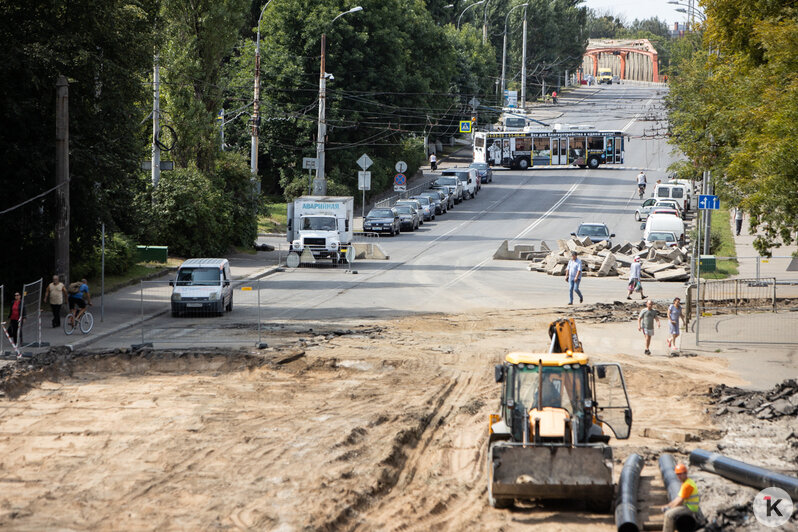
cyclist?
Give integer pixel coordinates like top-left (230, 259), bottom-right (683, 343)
top-left (67, 278), bottom-right (92, 327)
top-left (636, 171), bottom-right (647, 199)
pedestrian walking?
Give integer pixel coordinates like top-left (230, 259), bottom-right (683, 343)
top-left (734, 207), bottom-right (744, 236)
top-left (43, 274), bottom-right (68, 328)
top-left (5, 291), bottom-right (25, 347)
top-left (429, 152), bottom-right (438, 171)
top-left (667, 297), bottom-right (685, 351)
top-left (565, 251), bottom-right (583, 305)
top-left (661, 463), bottom-right (703, 532)
top-left (637, 300), bottom-right (660, 355)
top-left (627, 256), bottom-right (646, 300)
top-left (552, 90), bottom-right (558, 104)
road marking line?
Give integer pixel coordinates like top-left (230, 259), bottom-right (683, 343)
top-left (444, 180), bottom-right (583, 288)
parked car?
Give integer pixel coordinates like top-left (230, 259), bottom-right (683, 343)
top-left (655, 199), bottom-right (684, 218)
top-left (469, 161), bottom-right (493, 183)
top-left (643, 213), bottom-right (685, 245)
top-left (363, 207), bottom-right (401, 236)
top-left (441, 168), bottom-right (478, 199)
top-left (635, 198), bottom-right (658, 221)
top-left (393, 204), bottom-right (419, 231)
top-left (431, 176), bottom-right (464, 204)
top-left (432, 186), bottom-right (455, 210)
top-left (416, 192), bottom-right (445, 215)
top-left (645, 231), bottom-right (679, 248)
top-left (650, 207), bottom-right (680, 218)
top-left (170, 258), bottom-right (233, 317)
top-left (653, 183), bottom-right (689, 213)
top-left (409, 196), bottom-right (435, 221)
top-left (571, 222), bottom-right (615, 247)
top-left (418, 191), bottom-right (447, 214)
top-left (395, 199), bottom-right (427, 224)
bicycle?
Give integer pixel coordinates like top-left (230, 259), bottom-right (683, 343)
top-left (64, 310), bottom-right (94, 335)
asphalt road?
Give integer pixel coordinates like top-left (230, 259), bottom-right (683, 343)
top-left (24, 84), bottom-right (683, 351)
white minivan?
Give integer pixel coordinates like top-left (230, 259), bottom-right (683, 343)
top-left (170, 258), bottom-right (233, 316)
top-left (653, 183), bottom-right (689, 213)
top-left (643, 213), bottom-right (685, 246)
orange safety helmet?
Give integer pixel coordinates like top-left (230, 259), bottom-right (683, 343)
top-left (674, 463), bottom-right (688, 474)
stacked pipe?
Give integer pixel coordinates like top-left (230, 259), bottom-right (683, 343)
top-left (658, 454), bottom-right (698, 531)
top-left (690, 449), bottom-right (798, 499)
top-left (615, 453), bottom-right (643, 532)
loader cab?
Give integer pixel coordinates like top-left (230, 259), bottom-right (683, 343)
top-left (493, 352), bottom-right (632, 443)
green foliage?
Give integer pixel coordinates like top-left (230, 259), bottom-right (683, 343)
top-left (212, 152), bottom-right (258, 248)
top-left (72, 233), bottom-right (137, 280)
top-left (147, 166), bottom-right (229, 257)
top-left (668, 3), bottom-right (798, 255)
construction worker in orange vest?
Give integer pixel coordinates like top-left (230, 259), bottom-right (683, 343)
top-left (661, 463), bottom-right (702, 532)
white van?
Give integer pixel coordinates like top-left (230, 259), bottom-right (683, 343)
top-left (643, 214), bottom-right (685, 246)
top-left (441, 168), bottom-right (479, 199)
top-left (653, 183), bottom-right (689, 213)
top-left (170, 258), bottom-right (233, 316)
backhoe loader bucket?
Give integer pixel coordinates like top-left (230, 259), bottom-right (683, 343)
top-left (488, 442), bottom-right (614, 511)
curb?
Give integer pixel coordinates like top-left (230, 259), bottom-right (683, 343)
top-left (60, 263), bottom-right (285, 351)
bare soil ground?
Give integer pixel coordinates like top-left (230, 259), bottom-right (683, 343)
top-left (0, 306), bottom-right (795, 531)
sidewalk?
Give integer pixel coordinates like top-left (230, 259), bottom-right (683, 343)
top-left (3, 252), bottom-right (282, 358)
top-left (730, 212), bottom-right (798, 280)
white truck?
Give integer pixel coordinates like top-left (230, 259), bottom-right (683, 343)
top-left (287, 196), bottom-right (354, 264)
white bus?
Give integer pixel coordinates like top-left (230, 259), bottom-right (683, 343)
top-left (474, 128), bottom-right (625, 170)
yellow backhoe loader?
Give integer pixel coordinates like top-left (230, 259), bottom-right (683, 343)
top-left (487, 318), bottom-right (632, 511)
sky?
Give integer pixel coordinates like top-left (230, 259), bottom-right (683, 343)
top-left (581, 0), bottom-right (690, 27)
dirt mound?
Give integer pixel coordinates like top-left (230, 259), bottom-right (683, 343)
top-left (709, 379), bottom-right (798, 420)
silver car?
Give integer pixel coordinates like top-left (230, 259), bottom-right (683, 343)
top-left (432, 176), bottom-right (463, 204)
top-left (417, 192), bottom-right (446, 215)
top-left (408, 196), bottom-right (435, 221)
top-left (634, 198), bottom-right (658, 221)
top-left (395, 199), bottom-right (426, 224)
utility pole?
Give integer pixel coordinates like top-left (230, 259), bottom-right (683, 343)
top-left (152, 54), bottom-right (161, 188)
top-left (482, 0), bottom-right (490, 45)
top-left (520, 6), bottom-right (527, 110)
top-left (704, 171), bottom-right (712, 254)
top-left (55, 75), bottom-right (69, 282)
top-left (252, 36), bottom-right (261, 176)
top-left (313, 33), bottom-right (328, 196)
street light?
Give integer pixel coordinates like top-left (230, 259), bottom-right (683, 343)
top-left (482, 0), bottom-right (492, 44)
top-left (457, 0), bottom-right (485, 30)
top-left (667, 0), bottom-right (705, 30)
top-left (252, 0), bottom-right (277, 179)
top-left (500, 3), bottom-right (528, 107)
top-left (313, 6), bottom-right (364, 196)
top-left (675, 7), bottom-right (706, 21)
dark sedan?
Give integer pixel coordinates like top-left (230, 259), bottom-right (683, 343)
top-left (363, 208), bottom-right (401, 236)
top-left (469, 162), bottom-right (493, 183)
top-left (393, 204), bottom-right (420, 231)
top-left (418, 191), bottom-right (447, 214)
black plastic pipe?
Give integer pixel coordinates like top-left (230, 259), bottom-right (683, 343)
top-left (658, 453), bottom-right (698, 531)
top-left (690, 448), bottom-right (798, 499)
top-left (615, 453), bottom-right (643, 532)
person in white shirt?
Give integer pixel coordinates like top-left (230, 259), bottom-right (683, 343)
top-left (429, 152), bottom-right (437, 171)
top-left (636, 171), bottom-right (647, 198)
top-left (627, 256), bottom-right (646, 300)
top-left (565, 251), bottom-right (583, 305)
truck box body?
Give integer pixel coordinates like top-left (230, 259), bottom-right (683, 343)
top-left (287, 196), bottom-right (354, 260)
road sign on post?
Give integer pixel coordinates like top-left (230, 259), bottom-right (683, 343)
top-left (357, 153), bottom-right (373, 171)
top-left (395, 160), bottom-right (407, 173)
top-left (698, 194), bottom-right (720, 210)
top-left (358, 171), bottom-right (371, 191)
top-left (394, 173), bottom-right (406, 192)
top-left (459, 121), bottom-right (472, 133)
top-left (302, 157), bottom-right (317, 170)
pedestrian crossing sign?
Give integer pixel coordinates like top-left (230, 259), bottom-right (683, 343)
top-left (459, 120), bottom-right (472, 133)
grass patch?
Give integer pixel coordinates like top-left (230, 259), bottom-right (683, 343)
top-left (701, 208), bottom-right (739, 279)
top-left (258, 194), bottom-right (287, 234)
top-left (87, 258), bottom-right (182, 294)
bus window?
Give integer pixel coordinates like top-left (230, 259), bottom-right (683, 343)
top-left (533, 137), bottom-right (550, 164)
top-left (516, 138), bottom-right (532, 152)
top-left (569, 136), bottom-right (585, 161)
top-left (588, 136), bottom-right (603, 150)
top-left (475, 136), bottom-right (485, 148)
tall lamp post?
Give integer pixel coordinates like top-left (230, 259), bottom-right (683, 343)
top-left (314, 6), bottom-right (364, 196)
top-left (457, 0), bottom-right (485, 30)
top-left (482, 0), bottom-right (492, 44)
top-left (252, 0), bottom-right (276, 179)
top-left (500, 3), bottom-right (528, 106)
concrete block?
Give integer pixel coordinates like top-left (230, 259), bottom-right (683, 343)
top-left (513, 245), bottom-right (536, 259)
top-left (549, 263), bottom-right (567, 276)
top-left (618, 241), bottom-right (633, 254)
top-left (493, 240), bottom-right (513, 260)
top-left (598, 253), bottom-right (616, 276)
top-left (540, 241), bottom-right (550, 252)
top-left (300, 248), bottom-right (316, 264)
top-left (580, 236), bottom-right (593, 247)
top-left (566, 239), bottom-right (579, 252)
top-left (643, 262), bottom-right (676, 275)
top-left (654, 267), bottom-right (689, 281)
top-left (557, 239), bottom-right (569, 252)
top-left (614, 253), bottom-right (635, 266)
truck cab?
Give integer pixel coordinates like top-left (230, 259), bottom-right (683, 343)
top-left (287, 196), bottom-right (354, 263)
top-left (598, 68), bottom-right (613, 84)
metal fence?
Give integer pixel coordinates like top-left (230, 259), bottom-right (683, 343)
top-left (137, 279), bottom-right (268, 348)
top-left (692, 277), bottom-right (798, 344)
top-left (0, 279), bottom-right (44, 358)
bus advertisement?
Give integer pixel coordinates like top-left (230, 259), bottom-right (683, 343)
top-left (473, 129), bottom-right (625, 170)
